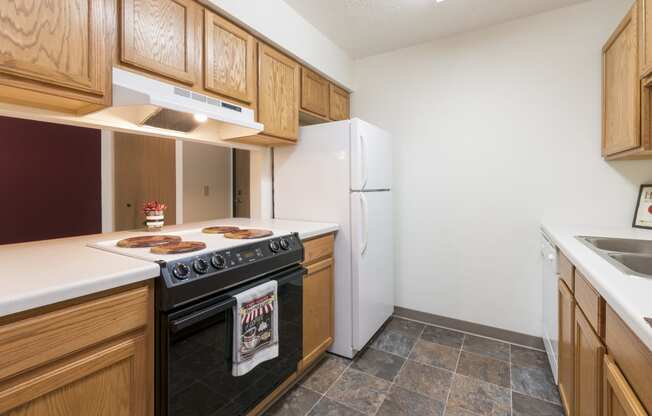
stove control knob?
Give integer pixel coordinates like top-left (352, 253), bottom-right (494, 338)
top-left (193, 259), bottom-right (209, 274)
top-left (211, 254), bottom-right (226, 269)
top-left (279, 238), bottom-right (290, 250)
top-left (269, 240), bottom-right (280, 253)
top-left (173, 263), bottom-right (190, 280)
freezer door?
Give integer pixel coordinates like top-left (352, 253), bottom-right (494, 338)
top-left (350, 119), bottom-right (392, 191)
top-left (350, 190), bottom-right (394, 352)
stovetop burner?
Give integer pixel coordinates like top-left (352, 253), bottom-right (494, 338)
top-left (202, 226), bottom-right (241, 234)
top-left (150, 241), bottom-right (207, 254)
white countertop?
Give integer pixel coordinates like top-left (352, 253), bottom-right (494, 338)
top-left (542, 223), bottom-right (652, 351)
top-left (0, 218), bottom-right (338, 318)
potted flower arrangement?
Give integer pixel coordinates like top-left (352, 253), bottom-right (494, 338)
top-left (142, 201), bottom-right (168, 232)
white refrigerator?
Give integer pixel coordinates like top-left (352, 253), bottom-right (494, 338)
top-left (274, 118), bottom-right (394, 358)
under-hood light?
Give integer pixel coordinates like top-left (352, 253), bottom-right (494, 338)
top-left (194, 113), bottom-right (208, 123)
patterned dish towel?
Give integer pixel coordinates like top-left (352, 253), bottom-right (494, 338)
top-left (232, 280), bottom-right (279, 377)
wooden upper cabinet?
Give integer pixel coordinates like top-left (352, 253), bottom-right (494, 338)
top-left (329, 84), bottom-right (350, 121)
top-left (559, 279), bottom-right (575, 416)
top-left (121, 0), bottom-right (201, 86)
top-left (204, 10), bottom-right (256, 104)
top-left (258, 43), bottom-right (300, 141)
top-left (301, 68), bottom-right (330, 119)
top-left (603, 5), bottom-right (641, 158)
top-left (640, 0), bottom-right (652, 78)
top-left (0, 0), bottom-right (111, 112)
top-left (604, 355), bottom-right (648, 416)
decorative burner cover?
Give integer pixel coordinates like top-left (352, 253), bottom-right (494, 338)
top-left (151, 241), bottom-right (207, 254)
top-left (202, 226), bottom-right (241, 234)
top-left (224, 229), bottom-right (274, 240)
top-left (116, 235), bottom-right (182, 248)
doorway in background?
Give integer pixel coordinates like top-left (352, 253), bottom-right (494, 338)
top-left (113, 133), bottom-right (176, 231)
top-left (233, 149), bottom-right (251, 218)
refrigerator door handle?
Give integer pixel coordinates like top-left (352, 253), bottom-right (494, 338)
top-left (360, 134), bottom-right (369, 190)
top-left (360, 193), bottom-right (369, 255)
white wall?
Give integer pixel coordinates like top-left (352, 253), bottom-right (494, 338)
top-left (201, 0), bottom-right (355, 90)
top-left (182, 142), bottom-right (232, 223)
top-left (352, 0), bottom-right (652, 336)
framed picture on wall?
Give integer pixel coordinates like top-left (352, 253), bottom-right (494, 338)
top-left (633, 184), bottom-right (652, 229)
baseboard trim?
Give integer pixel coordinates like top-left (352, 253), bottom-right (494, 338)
top-left (394, 306), bottom-right (545, 350)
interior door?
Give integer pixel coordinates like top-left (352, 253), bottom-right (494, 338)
top-left (350, 119), bottom-right (392, 191)
top-left (350, 190), bottom-right (394, 351)
top-left (114, 133), bottom-right (176, 231)
top-left (233, 149), bottom-right (250, 218)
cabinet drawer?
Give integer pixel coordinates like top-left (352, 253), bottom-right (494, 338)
top-left (0, 285), bottom-right (151, 382)
top-left (605, 305), bottom-right (652, 413)
top-left (303, 234), bottom-right (334, 265)
top-left (559, 251), bottom-right (574, 292)
top-left (574, 270), bottom-right (604, 337)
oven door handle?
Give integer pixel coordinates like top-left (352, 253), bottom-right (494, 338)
top-left (169, 298), bottom-right (236, 333)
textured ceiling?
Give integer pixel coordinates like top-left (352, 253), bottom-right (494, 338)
top-left (284, 0), bottom-right (588, 58)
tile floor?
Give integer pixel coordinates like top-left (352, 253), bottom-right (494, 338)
top-left (264, 316), bottom-right (563, 416)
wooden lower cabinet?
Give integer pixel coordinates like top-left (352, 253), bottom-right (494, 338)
top-left (559, 278), bottom-right (575, 416)
top-left (301, 257), bottom-right (334, 369)
top-left (604, 355), bottom-right (648, 416)
top-left (574, 305), bottom-right (605, 416)
top-left (0, 282), bottom-right (154, 415)
top-left (300, 233), bottom-right (335, 370)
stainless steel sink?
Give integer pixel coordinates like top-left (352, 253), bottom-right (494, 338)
top-left (582, 236), bottom-right (652, 255)
top-left (608, 253), bottom-right (652, 276)
top-left (577, 236), bottom-right (652, 278)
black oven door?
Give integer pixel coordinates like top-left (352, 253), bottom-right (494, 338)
top-left (159, 266), bottom-right (303, 416)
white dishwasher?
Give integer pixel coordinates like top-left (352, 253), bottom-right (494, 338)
top-left (541, 231), bottom-right (559, 383)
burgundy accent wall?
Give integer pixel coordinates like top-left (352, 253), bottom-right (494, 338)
top-left (0, 116), bottom-right (101, 245)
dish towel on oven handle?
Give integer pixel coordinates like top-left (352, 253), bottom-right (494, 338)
top-left (232, 280), bottom-right (279, 377)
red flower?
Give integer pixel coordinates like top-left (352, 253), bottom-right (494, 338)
top-left (142, 201), bottom-right (168, 214)
top-left (648, 204), bottom-right (652, 215)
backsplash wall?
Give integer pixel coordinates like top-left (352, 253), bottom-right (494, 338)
top-left (0, 117), bottom-right (101, 245)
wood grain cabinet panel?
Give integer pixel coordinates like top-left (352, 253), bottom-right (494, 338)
top-left (641, 0), bottom-right (652, 78)
top-left (559, 252), bottom-right (575, 293)
top-left (559, 279), bottom-right (575, 416)
top-left (0, 0), bottom-right (111, 112)
top-left (574, 306), bottom-right (605, 416)
top-left (605, 305), bottom-right (652, 414)
top-left (0, 283), bottom-right (154, 415)
top-left (574, 270), bottom-right (605, 337)
top-left (604, 355), bottom-right (648, 416)
top-left (121, 0), bottom-right (201, 86)
top-left (0, 335), bottom-right (148, 416)
top-left (603, 5), bottom-right (641, 158)
top-left (257, 43), bottom-right (300, 141)
top-left (301, 68), bottom-right (330, 119)
top-left (302, 258), bottom-right (334, 370)
top-left (329, 84), bottom-right (350, 121)
top-left (204, 10), bottom-right (256, 104)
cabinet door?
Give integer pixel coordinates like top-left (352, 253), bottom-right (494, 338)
top-left (301, 68), bottom-right (330, 118)
top-left (641, 0), bottom-right (652, 78)
top-left (602, 5), bottom-right (641, 157)
top-left (121, 0), bottom-right (200, 85)
top-left (0, 334), bottom-right (149, 415)
top-left (204, 10), bottom-right (256, 104)
top-left (302, 258), bottom-right (334, 369)
top-left (575, 305), bottom-right (605, 416)
top-left (258, 43), bottom-right (300, 141)
top-left (559, 279), bottom-right (575, 416)
top-left (604, 355), bottom-right (648, 416)
top-left (0, 0), bottom-right (109, 99)
top-left (329, 84), bottom-right (350, 121)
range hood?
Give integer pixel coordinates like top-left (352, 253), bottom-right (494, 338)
top-left (90, 68), bottom-right (263, 141)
